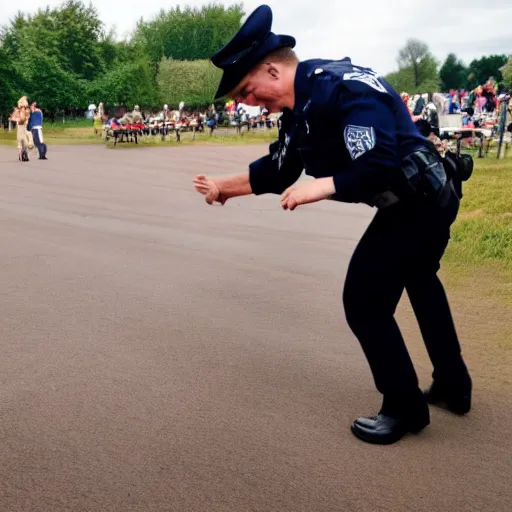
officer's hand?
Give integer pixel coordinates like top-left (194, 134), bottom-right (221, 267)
top-left (280, 178), bottom-right (335, 211)
top-left (193, 174), bottom-right (226, 205)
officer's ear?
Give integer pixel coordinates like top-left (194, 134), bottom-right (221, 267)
top-left (266, 63), bottom-right (280, 80)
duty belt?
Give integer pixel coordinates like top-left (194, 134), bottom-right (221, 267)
top-left (373, 190), bottom-right (400, 209)
top-left (374, 147), bottom-right (448, 209)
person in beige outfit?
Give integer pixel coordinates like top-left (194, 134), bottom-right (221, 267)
top-left (16, 96), bottom-right (32, 162)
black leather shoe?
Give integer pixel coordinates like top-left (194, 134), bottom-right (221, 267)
top-left (350, 412), bottom-right (430, 445)
top-left (424, 378), bottom-right (472, 415)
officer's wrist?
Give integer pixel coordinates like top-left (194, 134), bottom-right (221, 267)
top-left (322, 177), bottom-right (336, 197)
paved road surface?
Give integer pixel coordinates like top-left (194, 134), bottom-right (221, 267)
top-left (0, 145), bottom-right (510, 512)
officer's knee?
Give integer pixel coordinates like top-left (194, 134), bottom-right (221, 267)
top-left (343, 274), bottom-right (400, 332)
top-left (342, 279), bottom-right (368, 331)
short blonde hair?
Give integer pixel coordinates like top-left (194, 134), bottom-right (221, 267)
top-left (17, 96), bottom-right (29, 108)
top-left (227, 47), bottom-right (299, 99)
top-left (261, 47), bottom-right (298, 65)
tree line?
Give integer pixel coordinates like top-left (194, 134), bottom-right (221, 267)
top-left (0, 0), bottom-right (243, 120)
top-left (384, 38), bottom-right (511, 95)
top-left (1, 1), bottom-right (510, 121)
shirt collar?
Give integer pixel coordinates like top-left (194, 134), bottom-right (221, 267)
top-left (293, 59), bottom-right (336, 115)
top-left (293, 60), bottom-right (317, 115)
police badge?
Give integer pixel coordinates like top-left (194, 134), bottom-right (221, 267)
top-left (344, 125), bottom-right (376, 161)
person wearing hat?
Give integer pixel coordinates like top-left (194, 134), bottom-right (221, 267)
top-left (193, 4), bottom-right (472, 445)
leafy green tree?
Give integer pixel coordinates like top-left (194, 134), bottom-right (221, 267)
top-left (384, 67), bottom-right (416, 94)
top-left (0, 11), bottom-right (29, 58)
top-left (502, 56), bottom-right (512, 91)
top-left (416, 53), bottom-right (440, 92)
top-left (0, 47), bottom-right (22, 119)
top-left (466, 54), bottom-right (508, 89)
top-left (439, 53), bottom-right (467, 91)
top-left (16, 45), bottom-right (87, 114)
top-left (132, 3), bottom-right (244, 65)
top-left (0, 0), bottom-right (138, 114)
top-left (389, 38), bottom-right (440, 93)
top-left (385, 54), bottom-right (439, 94)
top-left (397, 39), bottom-right (428, 87)
top-left (87, 59), bottom-right (159, 109)
top-left (54, 0), bottom-right (104, 80)
top-left (1, 0), bottom-right (124, 81)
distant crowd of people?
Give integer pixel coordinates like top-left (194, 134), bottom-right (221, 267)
top-left (402, 77), bottom-right (509, 118)
top-left (443, 77), bottom-right (508, 115)
top-left (399, 78), bottom-right (511, 155)
top-left (5, 77), bottom-right (510, 157)
top-left (89, 99), bottom-right (277, 142)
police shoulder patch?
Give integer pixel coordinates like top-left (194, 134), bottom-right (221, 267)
top-left (344, 125), bottom-right (376, 160)
top-left (343, 70), bottom-right (387, 94)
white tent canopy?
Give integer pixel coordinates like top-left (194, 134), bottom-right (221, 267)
top-left (237, 103), bottom-right (262, 118)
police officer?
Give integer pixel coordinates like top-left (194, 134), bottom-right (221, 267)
top-left (193, 4), bottom-right (472, 444)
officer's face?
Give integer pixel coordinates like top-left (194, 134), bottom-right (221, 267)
top-left (231, 63), bottom-right (292, 113)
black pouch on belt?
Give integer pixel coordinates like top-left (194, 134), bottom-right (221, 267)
top-left (397, 146), bottom-right (448, 202)
top-left (442, 150), bottom-right (474, 199)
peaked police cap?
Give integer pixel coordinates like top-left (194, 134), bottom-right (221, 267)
top-left (210, 4), bottom-right (296, 100)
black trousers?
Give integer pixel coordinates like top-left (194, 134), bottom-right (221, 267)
top-left (343, 183), bottom-right (469, 414)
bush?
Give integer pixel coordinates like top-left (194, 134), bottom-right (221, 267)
top-left (87, 59), bottom-right (159, 110)
top-left (157, 58), bottom-right (222, 110)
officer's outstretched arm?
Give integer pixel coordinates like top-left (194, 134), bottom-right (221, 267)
top-left (194, 124), bottom-right (303, 205)
top-left (248, 139), bottom-right (304, 195)
top-left (193, 172), bottom-right (252, 205)
top-left (331, 96), bottom-right (400, 204)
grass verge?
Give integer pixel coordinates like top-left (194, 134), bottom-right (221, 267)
top-left (444, 155), bottom-right (512, 301)
top-left (103, 128), bottom-right (279, 148)
top-left (402, 154), bottom-right (512, 391)
top-left (0, 123), bottom-right (102, 146)
top-left (0, 122), bottom-right (278, 147)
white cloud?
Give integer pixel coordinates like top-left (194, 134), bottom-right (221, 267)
top-left (1, 0), bottom-right (511, 74)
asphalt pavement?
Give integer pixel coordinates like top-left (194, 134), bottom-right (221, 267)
top-left (0, 144), bottom-right (510, 512)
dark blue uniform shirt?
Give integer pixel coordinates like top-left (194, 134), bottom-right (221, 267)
top-left (248, 58), bottom-right (430, 206)
top-left (28, 110), bottom-right (43, 129)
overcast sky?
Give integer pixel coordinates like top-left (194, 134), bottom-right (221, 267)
top-left (2, 0), bottom-right (511, 74)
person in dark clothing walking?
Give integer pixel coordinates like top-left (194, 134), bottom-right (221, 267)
top-left (28, 102), bottom-right (48, 160)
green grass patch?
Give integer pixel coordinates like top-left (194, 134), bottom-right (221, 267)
top-left (1, 123), bottom-right (278, 147)
top-left (0, 121), bottom-right (102, 146)
top-left (104, 127), bottom-right (278, 149)
top-left (43, 118), bottom-right (96, 130)
top-left (442, 154), bottom-right (512, 322)
top-left (445, 156), bottom-right (512, 271)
